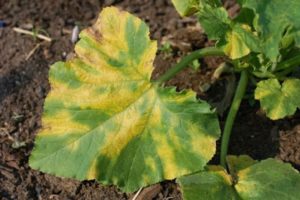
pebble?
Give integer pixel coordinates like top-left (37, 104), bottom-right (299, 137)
top-left (71, 25), bottom-right (79, 43)
top-left (62, 51), bottom-right (67, 58)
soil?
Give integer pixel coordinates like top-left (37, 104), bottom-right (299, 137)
top-left (0, 0), bottom-right (300, 199)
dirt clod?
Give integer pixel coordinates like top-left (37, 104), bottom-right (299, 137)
top-left (278, 125), bottom-right (300, 166)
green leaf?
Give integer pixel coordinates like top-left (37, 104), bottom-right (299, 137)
top-left (171, 0), bottom-right (222, 16)
top-left (198, 0), bottom-right (222, 7)
top-left (255, 78), bottom-right (300, 120)
top-left (233, 8), bottom-right (255, 27)
top-left (173, 0), bottom-right (228, 40)
top-left (240, 0), bottom-right (300, 61)
top-left (171, 0), bottom-right (200, 16)
top-left (197, 4), bottom-right (231, 40)
top-left (227, 155), bottom-right (257, 175)
top-left (236, 159), bottom-right (300, 200)
top-left (172, 0), bottom-right (259, 59)
top-left (29, 7), bottom-right (220, 192)
top-left (196, 3), bottom-right (259, 59)
top-left (178, 166), bottom-right (238, 200)
top-left (179, 156), bottom-right (300, 200)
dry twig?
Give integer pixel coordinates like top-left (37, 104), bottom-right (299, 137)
top-left (26, 43), bottom-right (41, 60)
top-left (132, 188), bottom-right (143, 200)
top-left (13, 27), bottom-right (52, 42)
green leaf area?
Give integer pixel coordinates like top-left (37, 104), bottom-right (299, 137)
top-left (239, 0), bottom-right (300, 61)
top-left (255, 78), bottom-right (300, 120)
top-left (171, 0), bottom-right (221, 16)
top-left (179, 155), bottom-right (300, 200)
top-left (172, 0), bottom-right (259, 60)
top-left (29, 7), bottom-right (220, 192)
top-left (173, 0), bottom-right (300, 62)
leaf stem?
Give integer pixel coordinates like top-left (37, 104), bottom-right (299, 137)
top-left (276, 54), bottom-right (300, 71)
top-left (220, 70), bottom-right (249, 167)
top-left (156, 47), bottom-right (224, 83)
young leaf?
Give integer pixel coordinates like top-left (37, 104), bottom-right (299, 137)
top-left (197, 4), bottom-right (231, 40)
top-left (171, 0), bottom-right (200, 16)
top-left (171, 0), bottom-right (222, 16)
top-left (220, 24), bottom-right (260, 60)
top-left (172, 0), bottom-right (260, 60)
top-left (29, 7), bottom-right (220, 192)
top-left (220, 28), bottom-right (251, 60)
top-left (196, 3), bottom-right (259, 59)
top-left (239, 0), bottom-right (300, 61)
top-left (178, 156), bottom-right (300, 200)
top-left (255, 78), bottom-right (300, 120)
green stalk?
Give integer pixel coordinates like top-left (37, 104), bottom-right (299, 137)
top-left (220, 70), bottom-right (249, 167)
top-left (275, 66), bottom-right (299, 78)
top-left (251, 55), bottom-right (300, 79)
top-left (156, 47), bottom-right (224, 83)
top-left (276, 54), bottom-right (300, 71)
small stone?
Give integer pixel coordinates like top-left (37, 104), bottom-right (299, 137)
top-left (71, 25), bottom-right (79, 43)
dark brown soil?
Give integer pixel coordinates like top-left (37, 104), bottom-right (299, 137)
top-left (277, 122), bottom-right (300, 168)
top-left (0, 0), bottom-right (300, 199)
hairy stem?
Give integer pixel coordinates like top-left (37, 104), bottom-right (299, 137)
top-left (156, 47), bottom-right (224, 83)
top-left (220, 70), bottom-right (249, 167)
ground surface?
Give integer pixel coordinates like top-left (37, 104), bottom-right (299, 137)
top-left (0, 0), bottom-right (300, 199)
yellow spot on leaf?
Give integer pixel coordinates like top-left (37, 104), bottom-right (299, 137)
top-left (189, 125), bottom-right (216, 161)
top-left (100, 88), bottom-right (156, 159)
top-left (235, 168), bottom-right (256, 195)
top-left (87, 159), bottom-right (98, 179)
top-left (40, 111), bottom-right (89, 136)
top-left (152, 133), bottom-right (188, 179)
top-left (66, 139), bottom-right (81, 152)
top-left (145, 157), bottom-right (156, 172)
top-left (224, 30), bottom-right (250, 59)
top-left (142, 174), bottom-right (151, 184)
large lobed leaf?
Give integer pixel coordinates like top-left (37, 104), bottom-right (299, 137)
top-left (29, 7), bottom-right (220, 192)
top-left (179, 155), bottom-right (300, 200)
top-left (239, 0), bottom-right (300, 61)
top-left (255, 78), bottom-right (300, 120)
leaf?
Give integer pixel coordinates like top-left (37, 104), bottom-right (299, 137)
top-left (219, 25), bottom-right (260, 59)
top-left (172, 0), bottom-right (229, 40)
top-left (227, 155), bottom-right (257, 176)
top-left (233, 8), bottom-right (255, 27)
top-left (197, 4), bottom-right (231, 40)
top-left (171, 0), bottom-right (222, 16)
top-left (239, 0), bottom-right (300, 61)
top-left (29, 7), bottom-right (220, 192)
top-left (198, 0), bottom-right (222, 7)
top-left (178, 156), bottom-right (300, 200)
top-left (171, 0), bottom-right (200, 16)
top-left (255, 78), bottom-right (300, 120)
top-left (235, 159), bottom-right (300, 200)
top-left (220, 27), bottom-right (251, 60)
top-left (172, 0), bottom-right (259, 59)
top-left (178, 165), bottom-right (238, 200)
top-left (196, 3), bottom-right (259, 59)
